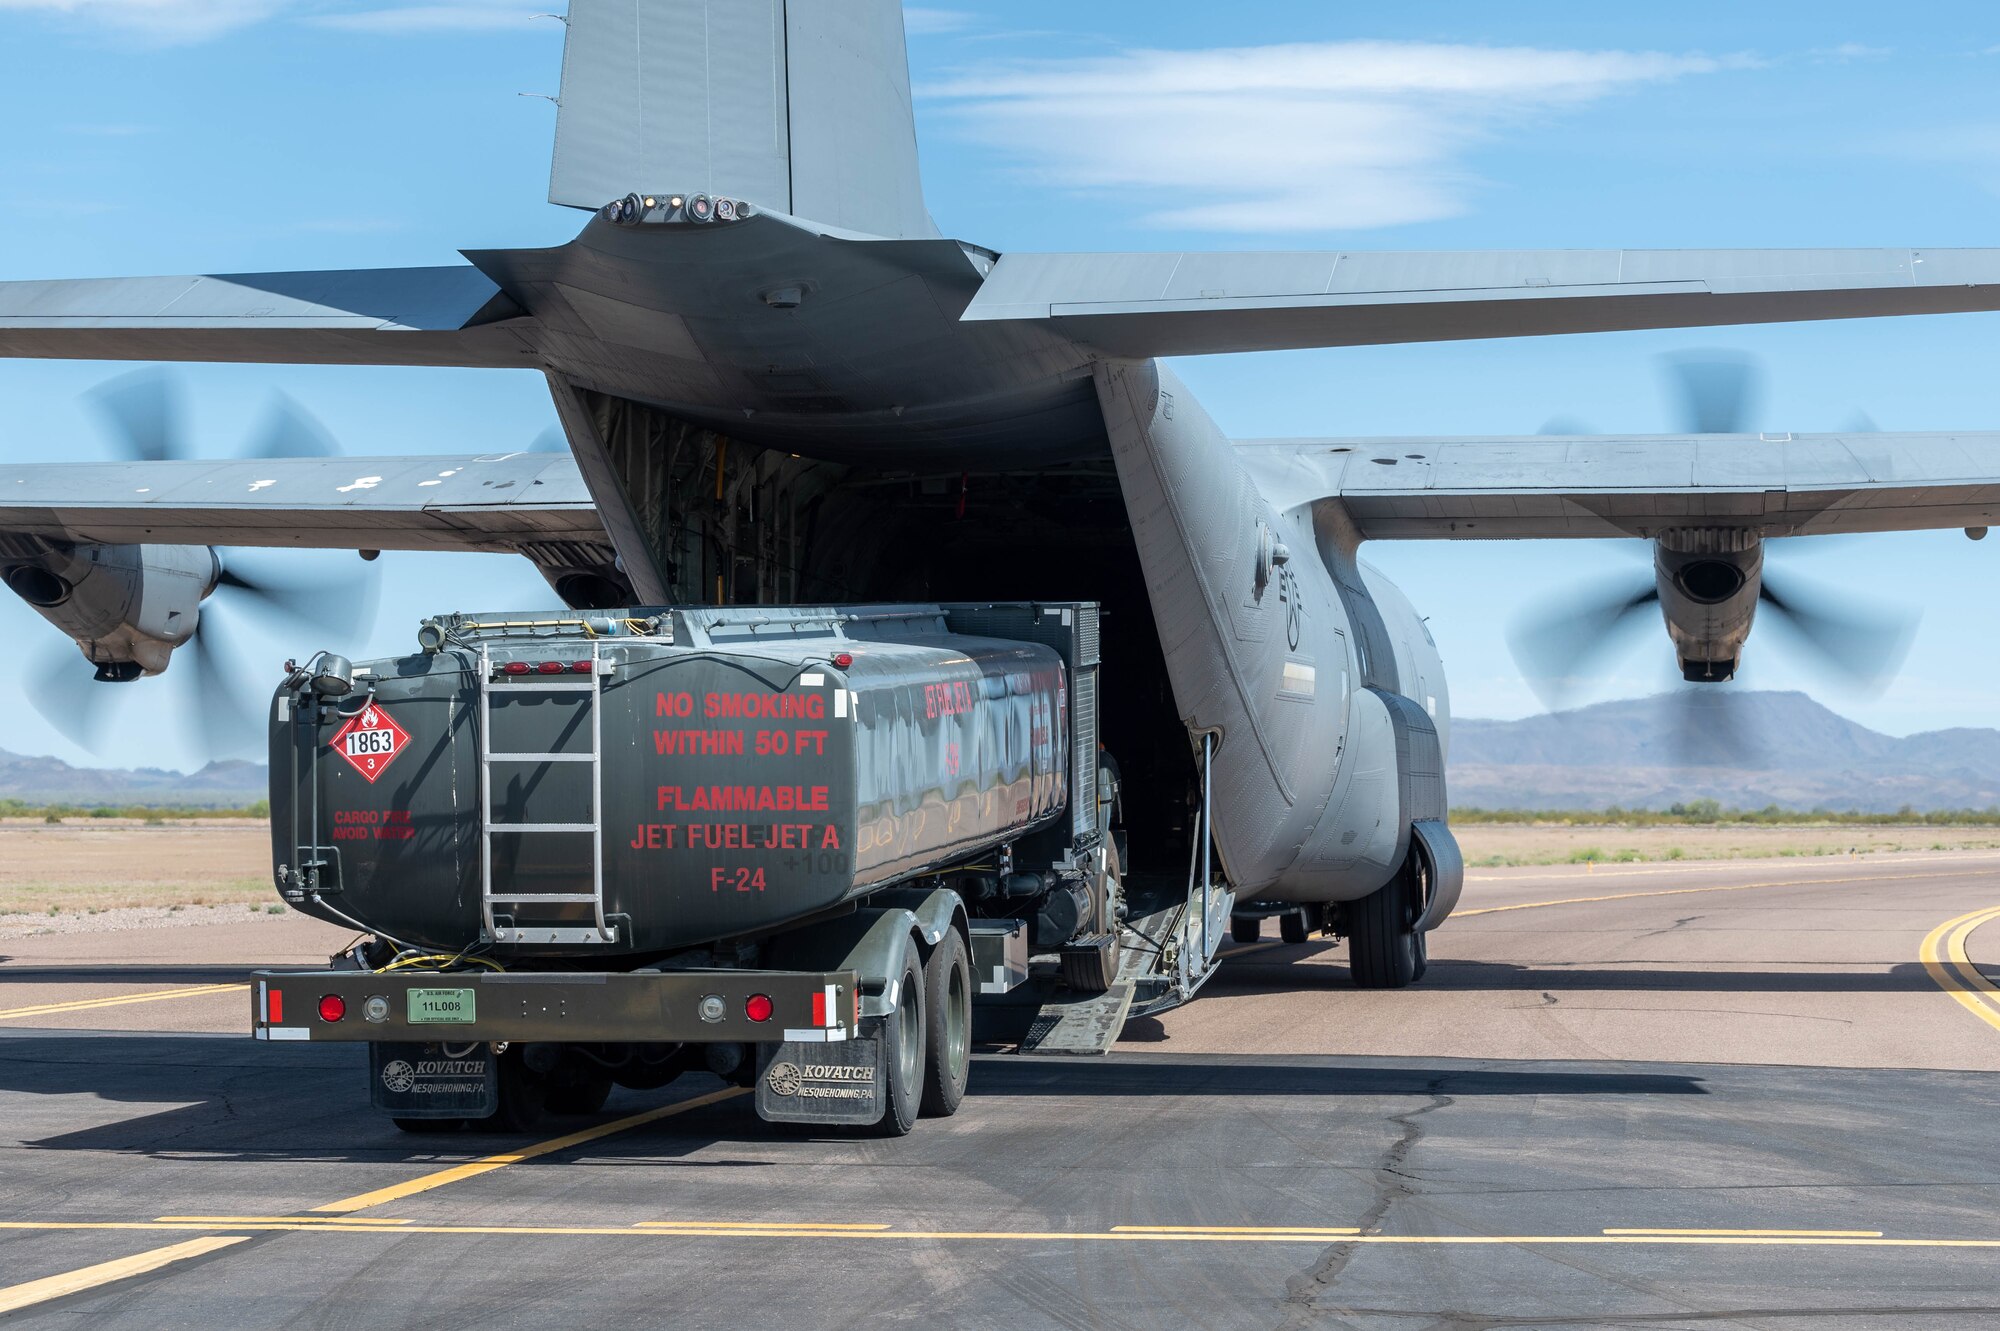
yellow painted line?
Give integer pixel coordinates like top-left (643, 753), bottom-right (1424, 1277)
top-left (1, 1220), bottom-right (1997, 1248)
top-left (1604, 1227), bottom-right (1883, 1237)
top-left (0, 1236), bottom-right (249, 1315)
top-left (156, 1215), bottom-right (412, 1226)
top-left (1919, 904), bottom-right (2000, 1034)
top-left (1455, 869), bottom-right (1969, 919)
top-left (310, 1086), bottom-right (750, 1214)
top-left (1110, 1225), bottom-right (1361, 1234)
top-left (0, 983), bottom-right (244, 1021)
top-left (634, 1221), bottom-right (891, 1232)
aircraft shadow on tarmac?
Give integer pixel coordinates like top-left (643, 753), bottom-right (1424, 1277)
top-left (0, 1032), bottom-right (1706, 1162)
top-left (1216, 948), bottom-right (1948, 995)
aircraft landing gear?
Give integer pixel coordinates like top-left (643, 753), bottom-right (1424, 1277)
top-left (1345, 854), bottom-right (1429, 989)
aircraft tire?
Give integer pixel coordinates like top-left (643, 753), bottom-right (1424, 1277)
top-left (1346, 876), bottom-right (1419, 989)
top-left (1280, 911), bottom-right (1310, 945)
top-left (1230, 916), bottom-right (1261, 944)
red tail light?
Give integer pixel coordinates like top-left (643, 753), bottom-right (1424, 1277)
top-left (318, 994), bottom-right (347, 1022)
top-left (744, 993), bottom-right (774, 1023)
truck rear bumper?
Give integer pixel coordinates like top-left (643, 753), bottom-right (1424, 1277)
top-left (250, 967), bottom-right (859, 1045)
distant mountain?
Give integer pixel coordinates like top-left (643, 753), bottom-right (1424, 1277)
top-left (1450, 691), bottom-right (2000, 812)
top-left (0, 749), bottom-right (266, 807)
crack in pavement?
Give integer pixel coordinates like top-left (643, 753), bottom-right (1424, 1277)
top-left (1273, 1078), bottom-right (1453, 1331)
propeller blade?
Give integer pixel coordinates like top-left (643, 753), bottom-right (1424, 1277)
top-left (1843, 409), bottom-right (1881, 433)
top-left (1536, 416), bottom-right (1599, 436)
top-left (528, 426), bottom-right (567, 453)
top-left (87, 368), bottom-right (186, 463)
top-left (216, 555), bottom-right (379, 643)
top-left (179, 605), bottom-right (262, 762)
top-left (244, 393), bottom-right (340, 460)
top-left (1663, 350), bottom-right (1761, 434)
top-left (1506, 574), bottom-right (1660, 711)
top-left (1657, 687), bottom-right (1768, 771)
top-left (23, 645), bottom-right (116, 754)
top-left (1758, 569), bottom-right (1918, 691)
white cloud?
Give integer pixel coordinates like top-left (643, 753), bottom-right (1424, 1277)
top-left (923, 40), bottom-right (1742, 232)
top-left (904, 7), bottom-right (971, 36)
top-left (0, 0), bottom-right (284, 42)
top-left (1810, 42), bottom-right (1892, 62)
top-left (303, 4), bottom-right (545, 33)
top-left (0, 0), bottom-right (546, 40)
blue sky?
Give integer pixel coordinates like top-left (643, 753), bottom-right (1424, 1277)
top-left (2, 0), bottom-right (1998, 768)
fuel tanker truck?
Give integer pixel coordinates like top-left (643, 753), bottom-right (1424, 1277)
top-left (253, 602), bottom-right (1232, 1135)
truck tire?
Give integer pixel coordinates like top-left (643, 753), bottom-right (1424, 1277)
top-left (1346, 874), bottom-right (1419, 989)
top-left (612, 1046), bottom-right (686, 1091)
top-left (874, 950), bottom-right (926, 1136)
top-left (493, 1051), bottom-right (551, 1133)
top-left (919, 930), bottom-right (971, 1118)
top-left (1280, 910), bottom-right (1310, 945)
top-left (1230, 916), bottom-right (1260, 944)
top-left (546, 1070), bottom-right (613, 1116)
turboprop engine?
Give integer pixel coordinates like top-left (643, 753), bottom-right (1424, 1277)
top-left (2, 541), bottom-right (217, 679)
top-left (1654, 528), bottom-right (1764, 682)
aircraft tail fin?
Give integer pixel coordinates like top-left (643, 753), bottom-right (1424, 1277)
top-left (548, 0), bottom-right (936, 240)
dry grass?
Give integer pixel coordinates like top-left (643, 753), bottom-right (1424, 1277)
top-left (0, 818), bottom-right (274, 916)
top-left (1454, 821), bottom-right (2000, 867)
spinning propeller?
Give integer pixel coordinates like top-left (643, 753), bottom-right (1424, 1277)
top-left (1509, 351), bottom-right (1917, 712)
top-left (24, 371), bottom-right (381, 759)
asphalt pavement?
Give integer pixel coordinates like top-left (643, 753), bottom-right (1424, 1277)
top-left (2, 852), bottom-right (1999, 1328)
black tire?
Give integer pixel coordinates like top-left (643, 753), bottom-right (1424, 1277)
top-left (490, 1050), bottom-right (550, 1133)
top-left (873, 950), bottom-right (926, 1136)
top-left (1279, 910), bottom-right (1309, 945)
top-left (391, 1117), bottom-right (463, 1134)
top-left (612, 1046), bottom-right (686, 1091)
top-left (920, 931), bottom-right (972, 1118)
top-left (545, 1070), bottom-right (613, 1116)
top-left (1346, 874), bottom-right (1419, 989)
top-left (1230, 916), bottom-right (1260, 944)
top-left (1411, 927), bottom-right (1429, 984)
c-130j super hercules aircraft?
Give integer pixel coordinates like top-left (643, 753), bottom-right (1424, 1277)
top-left (7, 1), bottom-right (2000, 990)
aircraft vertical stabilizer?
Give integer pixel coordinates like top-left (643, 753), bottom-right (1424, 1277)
top-left (549, 0), bottom-right (937, 240)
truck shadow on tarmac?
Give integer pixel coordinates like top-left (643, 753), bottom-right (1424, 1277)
top-left (0, 964), bottom-right (272, 986)
top-left (1, 1032), bottom-right (1707, 1164)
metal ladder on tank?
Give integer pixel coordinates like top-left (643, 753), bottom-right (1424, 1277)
top-left (478, 642), bottom-right (616, 944)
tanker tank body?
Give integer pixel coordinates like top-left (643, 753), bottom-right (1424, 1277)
top-left (269, 605), bottom-right (1072, 959)
top-left (256, 603), bottom-right (1150, 1137)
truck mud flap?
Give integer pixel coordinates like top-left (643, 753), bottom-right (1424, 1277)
top-left (755, 1030), bottom-right (884, 1126)
top-left (370, 1041), bottom-right (498, 1119)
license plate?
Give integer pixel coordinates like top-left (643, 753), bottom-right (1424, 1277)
top-left (407, 988), bottom-right (477, 1023)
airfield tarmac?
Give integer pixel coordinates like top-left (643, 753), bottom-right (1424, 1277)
top-left (2, 852), bottom-right (1998, 1327)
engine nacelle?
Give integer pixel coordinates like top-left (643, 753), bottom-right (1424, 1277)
top-left (1654, 528), bottom-right (1763, 682)
top-left (2, 542), bottom-right (217, 677)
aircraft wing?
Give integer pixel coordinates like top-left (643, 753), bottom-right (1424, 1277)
top-left (0, 452), bottom-right (604, 552)
top-left (1234, 431), bottom-right (2000, 539)
top-left (0, 266), bottom-right (536, 367)
top-left (963, 249), bottom-right (2000, 356)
